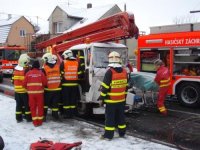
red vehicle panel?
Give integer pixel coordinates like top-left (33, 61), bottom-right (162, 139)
top-left (138, 31), bottom-right (200, 107)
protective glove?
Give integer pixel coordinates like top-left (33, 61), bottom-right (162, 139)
top-left (97, 96), bottom-right (104, 107)
top-left (99, 100), bottom-right (104, 107)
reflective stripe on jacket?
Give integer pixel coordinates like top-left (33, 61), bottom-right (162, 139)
top-left (105, 68), bottom-right (127, 103)
top-left (13, 70), bottom-right (26, 93)
top-left (44, 64), bottom-right (61, 90)
top-left (154, 65), bottom-right (170, 88)
top-left (64, 60), bottom-right (78, 81)
top-left (24, 69), bottom-right (47, 94)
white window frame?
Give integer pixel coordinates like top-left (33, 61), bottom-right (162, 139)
top-left (20, 29), bottom-right (26, 37)
top-left (54, 22), bottom-right (63, 33)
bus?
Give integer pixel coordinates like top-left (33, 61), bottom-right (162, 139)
top-left (137, 31), bottom-right (200, 107)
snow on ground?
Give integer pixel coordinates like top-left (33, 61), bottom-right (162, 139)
top-left (0, 84), bottom-right (14, 90)
top-left (0, 94), bottom-right (176, 150)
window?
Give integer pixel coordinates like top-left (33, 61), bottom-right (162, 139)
top-left (93, 47), bottom-right (128, 68)
top-left (5, 50), bottom-right (21, 61)
top-left (53, 22), bottom-right (63, 34)
top-left (140, 49), bottom-right (169, 72)
top-left (174, 47), bottom-right (200, 76)
top-left (20, 29), bottom-right (26, 37)
top-left (140, 50), bottom-right (159, 72)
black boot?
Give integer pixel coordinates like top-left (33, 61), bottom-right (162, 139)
top-left (26, 114), bottom-right (32, 122)
top-left (16, 114), bottom-right (23, 123)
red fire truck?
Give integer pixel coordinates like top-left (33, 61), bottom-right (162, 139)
top-left (36, 12), bottom-right (139, 114)
top-left (137, 31), bottom-right (200, 107)
top-left (0, 46), bottom-right (26, 75)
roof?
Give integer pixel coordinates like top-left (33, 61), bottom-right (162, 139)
top-left (64, 4), bottom-right (118, 33)
top-left (69, 42), bottom-right (127, 50)
top-left (0, 16), bottom-right (21, 26)
top-left (58, 5), bottom-right (86, 18)
top-left (48, 5), bottom-right (86, 20)
top-left (0, 16), bottom-right (21, 43)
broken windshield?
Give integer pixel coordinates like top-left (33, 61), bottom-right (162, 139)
top-left (93, 47), bottom-right (128, 68)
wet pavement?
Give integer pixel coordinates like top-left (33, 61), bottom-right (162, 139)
top-left (126, 101), bottom-right (200, 150)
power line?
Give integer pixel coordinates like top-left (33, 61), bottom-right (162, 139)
top-left (190, 10), bottom-right (200, 13)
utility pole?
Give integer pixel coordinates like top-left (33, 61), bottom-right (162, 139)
top-left (190, 10), bottom-right (200, 13)
top-left (124, 3), bottom-right (126, 12)
top-left (67, 0), bottom-right (72, 7)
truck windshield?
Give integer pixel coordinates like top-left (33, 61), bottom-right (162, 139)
top-left (5, 50), bottom-right (20, 60)
top-left (93, 47), bottom-right (128, 68)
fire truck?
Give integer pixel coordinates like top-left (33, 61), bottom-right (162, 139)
top-left (36, 12), bottom-right (139, 114)
top-left (137, 31), bottom-right (200, 107)
top-left (0, 46), bottom-right (26, 75)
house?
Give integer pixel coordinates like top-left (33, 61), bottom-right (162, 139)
top-left (47, 4), bottom-right (137, 60)
top-left (0, 15), bottom-right (35, 50)
top-left (48, 4), bottom-right (122, 37)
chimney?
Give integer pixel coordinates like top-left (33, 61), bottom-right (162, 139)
top-left (87, 3), bottom-right (92, 9)
top-left (7, 14), bottom-right (12, 20)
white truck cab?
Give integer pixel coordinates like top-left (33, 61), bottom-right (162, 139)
top-left (69, 42), bottom-right (135, 115)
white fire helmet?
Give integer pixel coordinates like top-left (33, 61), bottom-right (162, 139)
top-left (52, 54), bottom-right (57, 61)
top-left (154, 59), bottom-right (164, 66)
top-left (108, 51), bottom-right (121, 64)
top-left (18, 54), bottom-right (30, 67)
top-left (42, 53), bottom-right (53, 63)
top-left (62, 50), bottom-right (74, 59)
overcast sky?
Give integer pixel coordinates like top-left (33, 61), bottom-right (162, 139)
top-left (0, 0), bottom-right (200, 33)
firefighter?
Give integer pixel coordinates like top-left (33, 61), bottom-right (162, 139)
top-left (52, 54), bottom-right (64, 115)
top-left (154, 59), bottom-right (170, 116)
top-left (77, 51), bottom-right (86, 93)
top-left (60, 50), bottom-right (81, 118)
top-left (23, 60), bottom-right (47, 127)
top-left (11, 54), bottom-right (32, 123)
top-left (126, 60), bottom-right (133, 73)
top-left (98, 51), bottom-right (128, 140)
top-left (42, 53), bottom-right (61, 121)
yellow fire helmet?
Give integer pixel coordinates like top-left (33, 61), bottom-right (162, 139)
top-left (42, 53), bottom-right (53, 63)
top-left (108, 51), bottom-right (121, 64)
top-left (62, 50), bottom-right (75, 59)
top-left (18, 54), bottom-right (30, 67)
top-left (52, 54), bottom-right (57, 61)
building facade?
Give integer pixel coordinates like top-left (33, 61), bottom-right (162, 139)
top-left (0, 16), bottom-right (35, 50)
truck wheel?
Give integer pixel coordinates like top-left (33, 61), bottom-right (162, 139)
top-left (177, 82), bottom-right (200, 107)
top-left (77, 103), bottom-right (93, 117)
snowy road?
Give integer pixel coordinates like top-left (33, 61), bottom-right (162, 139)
top-left (0, 94), bottom-right (176, 150)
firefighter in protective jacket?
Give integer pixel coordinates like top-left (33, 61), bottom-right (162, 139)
top-left (53, 54), bottom-right (64, 115)
top-left (23, 60), bottom-right (47, 127)
top-left (76, 51), bottom-right (86, 92)
top-left (154, 59), bottom-right (170, 116)
top-left (42, 53), bottom-right (61, 121)
top-left (60, 50), bottom-right (81, 118)
top-left (99, 51), bottom-right (128, 140)
top-left (12, 54), bottom-right (32, 123)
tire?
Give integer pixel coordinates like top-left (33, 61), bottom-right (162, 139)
top-left (0, 76), bottom-right (3, 83)
top-left (77, 102), bottom-right (93, 117)
top-left (177, 82), bottom-right (200, 107)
